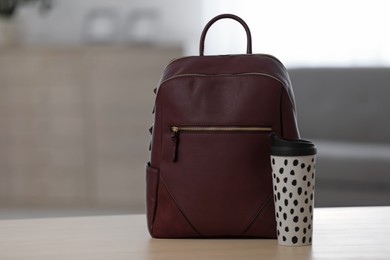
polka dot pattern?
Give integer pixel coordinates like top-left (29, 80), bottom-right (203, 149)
top-left (271, 155), bottom-right (315, 246)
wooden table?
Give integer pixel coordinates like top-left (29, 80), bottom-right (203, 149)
top-left (0, 207), bottom-right (389, 259)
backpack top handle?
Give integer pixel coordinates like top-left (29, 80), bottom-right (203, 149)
top-left (199, 13), bottom-right (253, 56)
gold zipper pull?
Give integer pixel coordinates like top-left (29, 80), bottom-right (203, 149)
top-left (171, 126), bottom-right (179, 162)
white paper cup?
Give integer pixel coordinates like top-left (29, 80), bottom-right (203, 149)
top-left (270, 135), bottom-right (316, 246)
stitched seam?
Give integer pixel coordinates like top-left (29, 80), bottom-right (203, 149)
top-left (160, 73), bottom-right (285, 87)
top-left (240, 193), bottom-right (274, 235)
top-left (159, 174), bottom-right (203, 236)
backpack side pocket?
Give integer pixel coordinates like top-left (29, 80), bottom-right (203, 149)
top-left (146, 162), bottom-right (159, 235)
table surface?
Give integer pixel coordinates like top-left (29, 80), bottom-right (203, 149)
top-left (0, 207), bottom-right (389, 260)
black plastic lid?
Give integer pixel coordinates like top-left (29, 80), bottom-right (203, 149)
top-left (270, 134), bottom-right (316, 156)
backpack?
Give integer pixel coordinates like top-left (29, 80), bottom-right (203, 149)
top-left (146, 14), bottom-right (299, 238)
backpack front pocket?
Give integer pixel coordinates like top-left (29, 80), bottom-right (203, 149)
top-left (159, 125), bottom-right (274, 237)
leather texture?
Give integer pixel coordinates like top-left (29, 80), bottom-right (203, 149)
top-left (147, 14), bottom-right (299, 238)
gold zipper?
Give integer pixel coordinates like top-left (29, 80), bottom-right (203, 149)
top-left (171, 126), bottom-right (272, 133)
top-left (160, 72), bottom-right (285, 87)
top-left (170, 125), bottom-right (272, 162)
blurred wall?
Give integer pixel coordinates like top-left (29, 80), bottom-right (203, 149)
top-left (0, 46), bottom-right (182, 212)
top-left (0, 0), bottom-right (192, 213)
top-left (1, 0), bottom-right (202, 52)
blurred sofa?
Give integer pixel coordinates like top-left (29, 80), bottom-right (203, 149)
top-left (288, 68), bottom-right (390, 207)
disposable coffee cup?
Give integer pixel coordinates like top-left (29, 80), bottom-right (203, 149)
top-left (270, 134), bottom-right (317, 246)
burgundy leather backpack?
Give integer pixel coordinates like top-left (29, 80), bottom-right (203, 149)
top-left (146, 14), bottom-right (299, 238)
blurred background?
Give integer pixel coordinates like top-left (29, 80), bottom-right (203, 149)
top-left (0, 0), bottom-right (389, 219)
